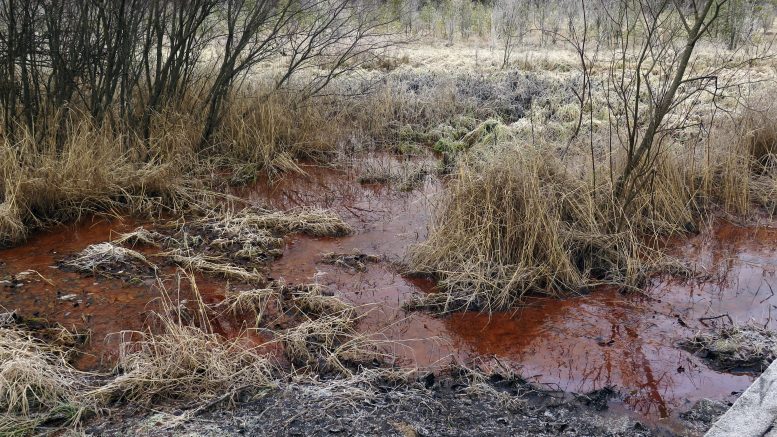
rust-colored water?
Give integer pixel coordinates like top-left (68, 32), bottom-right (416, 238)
top-left (1, 154), bottom-right (775, 428)
top-left (0, 218), bottom-right (252, 368)
top-left (236, 157), bottom-right (774, 426)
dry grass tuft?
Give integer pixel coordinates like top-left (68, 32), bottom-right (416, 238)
top-left (290, 285), bottom-right (356, 319)
top-left (279, 313), bottom-right (380, 374)
top-left (410, 148), bottom-right (650, 312)
top-left (0, 83), bottom-right (376, 248)
top-left (89, 276), bottom-right (275, 406)
top-left (90, 323), bottom-right (275, 406)
top-left (410, 89), bottom-right (777, 312)
top-left (217, 287), bottom-right (283, 324)
top-left (64, 242), bottom-right (158, 275)
top-left (276, 287), bottom-right (382, 374)
top-left (0, 318), bottom-right (89, 434)
top-left (740, 107), bottom-right (777, 169)
top-left (166, 250), bottom-right (266, 284)
top-left (0, 328), bottom-right (80, 415)
top-left (358, 160), bottom-right (434, 192)
top-left (231, 207), bottom-right (353, 237)
top-left (0, 117), bottom-right (192, 248)
top-left (155, 207), bottom-right (351, 269)
top-left (191, 209), bottom-right (286, 260)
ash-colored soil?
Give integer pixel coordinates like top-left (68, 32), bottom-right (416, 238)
top-left (87, 376), bottom-right (718, 436)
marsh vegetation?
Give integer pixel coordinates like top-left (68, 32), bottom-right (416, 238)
top-left (1, 0), bottom-right (777, 435)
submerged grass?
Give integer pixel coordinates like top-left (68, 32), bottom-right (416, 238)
top-left (681, 323), bottom-right (777, 372)
top-left (165, 250), bottom-right (266, 284)
top-left (64, 242), bottom-right (157, 275)
top-left (0, 268), bottom-right (383, 435)
top-left (233, 208), bottom-right (354, 237)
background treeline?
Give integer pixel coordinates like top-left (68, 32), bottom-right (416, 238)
top-left (1, 0), bottom-right (775, 151)
top-left (396, 0), bottom-right (777, 50)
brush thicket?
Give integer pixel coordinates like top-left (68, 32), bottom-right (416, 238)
top-left (411, 103), bottom-right (777, 312)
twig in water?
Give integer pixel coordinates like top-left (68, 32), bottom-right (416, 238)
top-left (699, 313), bottom-right (734, 327)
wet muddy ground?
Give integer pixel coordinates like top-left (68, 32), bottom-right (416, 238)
top-left (1, 152), bottom-right (775, 432)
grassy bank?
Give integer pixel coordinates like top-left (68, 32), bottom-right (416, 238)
top-left (408, 95), bottom-right (777, 312)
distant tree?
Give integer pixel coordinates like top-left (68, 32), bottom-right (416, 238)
top-left (493, 0), bottom-right (529, 67)
top-left (459, 0), bottom-right (474, 40)
top-left (472, 2), bottom-right (492, 38)
top-left (441, 0), bottom-right (458, 44)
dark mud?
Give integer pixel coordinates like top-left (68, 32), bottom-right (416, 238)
top-left (88, 374), bottom-right (704, 437)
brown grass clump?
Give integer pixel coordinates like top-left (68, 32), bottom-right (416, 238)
top-left (164, 207), bottom-right (350, 266)
top-left (279, 313), bottom-right (380, 375)
top-left (276, 287), bottom-right (381, 374)
top-left (89, 278), bottom-right (275, 406)
top-left (166, 250), bottom-right (266, 284)
top-left (290, 284), bottom-right (357, 320)
top-left (409, 149), bottom-right (648, 312)
top-left (90, 322), bottom-right (275, 406)
top-left (0, 320), bottom-right (89, 434)
top-left (190, 209), bottom-right (286, 260)
top-left (0, 85), bottom-right (372, 248)
top-left (232, 207), bottom-right (353, 237)
top-left (740, 107), bottom-right (777, 170)
top-left (0, 120), bottom-right (182, 248)
top-left (145, 207), bottom-right (352, 283)
top-left (410, 109), bottom-right (777, 312)
top-left (217, 287), bottom-right (283, 324)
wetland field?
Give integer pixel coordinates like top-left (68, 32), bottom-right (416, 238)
top-left (2, 0), bottom-right (777, 435)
